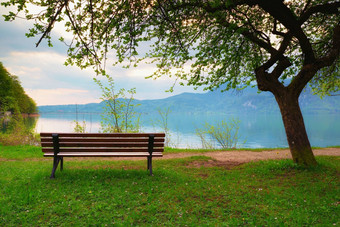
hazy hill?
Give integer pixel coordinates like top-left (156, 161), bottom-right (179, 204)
top-left (38, 86), bottom-right (340, 114)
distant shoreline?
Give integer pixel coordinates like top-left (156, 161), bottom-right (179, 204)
top-left (1, 112), bottom-right (40, 118)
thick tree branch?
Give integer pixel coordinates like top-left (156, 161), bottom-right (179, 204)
top-left (289, 24), bottom-right (340, 95)
top-left (299, 2), bottom-right (340, 24)
top-left (271, 58), bottom-right (292, 79)
top-left (261, 32), bottom-right (293, 72)
top-left (257, 0), bottom-right (316, 64)
top-left (272, 20), bottom-right (286, 37)
top-left (255, 66), bottom-right (285, 93)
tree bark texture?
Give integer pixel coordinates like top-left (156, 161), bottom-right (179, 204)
top-left (273, 90), bottom-right (317, 166)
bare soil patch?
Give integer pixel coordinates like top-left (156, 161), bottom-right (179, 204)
top-left (164, 148), bottom-right (340, 163)
top-left (182, 148), bottom-right (340, 169)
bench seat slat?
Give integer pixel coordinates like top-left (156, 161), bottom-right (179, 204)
top-left (41, 142), bottom-right (164, 148)
top-left (42, 148), bottom-right (164, 153)
top-left (41, 138), bottom-right (165, 143)
top-left (40, 132), bottom-right (165, 138)
top-left (43, 152), bottom-right (163, 157)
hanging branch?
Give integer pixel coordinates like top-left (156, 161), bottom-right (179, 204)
top-left (36, 0), bottom-right (68, 47)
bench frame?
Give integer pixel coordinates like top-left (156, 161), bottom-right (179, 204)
top-left (40, 132), bottom-right (165, 178)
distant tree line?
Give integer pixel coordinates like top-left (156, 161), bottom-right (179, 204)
top-left (0, 62), bottom-right (37, 114)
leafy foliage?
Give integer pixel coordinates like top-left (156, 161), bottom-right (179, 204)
top-left (310, 62), bottom-right (340, 97)
top-left (196, 118), bottom-right (244, 149)
top-left (72, 105), bottom-right (88, 133)
top-left (0, 62), bottom-right (37, 114)
top-left (72, 120), bottom-right (87, 133)
top-left (1, 1), bottom-right (338, 94)
top-left (94, 75), bottom-right (140, 133)
top-left (0, 63), bottom-right (38, 145)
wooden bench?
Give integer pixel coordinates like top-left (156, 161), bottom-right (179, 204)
top-left (40, 132), bottom-right (165, 178)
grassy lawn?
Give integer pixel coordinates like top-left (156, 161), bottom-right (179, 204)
top-left (0, 145), bottom-right (339, 226)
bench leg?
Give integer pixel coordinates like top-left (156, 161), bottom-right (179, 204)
top-left (60, 157), bottom-right (63, 171)
top-left (50, 157), bottom-right (61, 179)
top-left (147, 156), bottom-right (153, 176)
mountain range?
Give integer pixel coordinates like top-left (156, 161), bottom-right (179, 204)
top-left (38, 87), bottom-right (340, 115)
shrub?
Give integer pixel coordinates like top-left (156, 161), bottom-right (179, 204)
top-left (196, 118), bottom-right (245, 149)
top-left (94, 75), bottom-right (141, 133)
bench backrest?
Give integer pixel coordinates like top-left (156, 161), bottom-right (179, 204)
top-left (40, 132), bottom-right (165, 156)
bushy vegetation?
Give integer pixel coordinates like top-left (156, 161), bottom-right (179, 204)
top-left (0, 62), bottom-right (37, 114)
top-left (0, 145), bottom-right (339, 226)
top-left (196, 118), bottom-right (245, 149)
top-left (0, 63), bottom-right (38, 145)
top-left (93, 75), bottom-right (140, 133)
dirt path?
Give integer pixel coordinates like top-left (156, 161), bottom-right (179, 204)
top-left (161, 148), bottom-right (340, 164)
top-left (159, 148), bottom-right (340, 168)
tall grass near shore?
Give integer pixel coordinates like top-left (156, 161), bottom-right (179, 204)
top-left (0, 145), bottom-right (339, 226)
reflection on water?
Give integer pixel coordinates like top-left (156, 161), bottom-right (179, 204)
top-left (36, 116), bottom-right (101, 133)
top-left (1, 114), bottom-right (38, 133)
top-left (34, 112), bottom-right (340, 149)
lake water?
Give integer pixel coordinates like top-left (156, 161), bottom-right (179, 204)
top-left (34, 112), bottom-right (340, 148)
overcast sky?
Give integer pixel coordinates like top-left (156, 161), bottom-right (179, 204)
top-left (0, 6), bottom-right (203, 106)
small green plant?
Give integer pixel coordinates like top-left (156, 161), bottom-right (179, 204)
top-left (94, 75), bottom-right (141, 133)
top-left (152, 107), bottom-right (181, 147)
top-left (195, 127), bottom-right (215, 149)
top-left (196, 118), bottom-right (245, 149)
top-left (72, 105), bottom-right (87, 133)
top-left (72, 120), bottom-right (87, 133)
top-left (154, 107), bottom-right (170, 146)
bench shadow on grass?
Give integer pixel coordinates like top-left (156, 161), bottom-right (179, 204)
top-left (38, 155), bottom-right (339, 185)
top-left (42, 156), bottom-right (213, 181)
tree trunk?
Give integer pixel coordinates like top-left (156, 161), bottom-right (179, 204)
top-left (274, 90), bottom-right (317, 166)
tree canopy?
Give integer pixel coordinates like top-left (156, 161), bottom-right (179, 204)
top-left (2, 0), bottom-right (339, 166)
top-left (0, 62), bottom-right (37, 114)
top-left (2, 0), bottom-right (338, 93)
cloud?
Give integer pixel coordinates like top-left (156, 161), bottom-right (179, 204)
top-left (1, 50), bottom-right (96, 88)
top-left (26, 88), bottom-right (100, 105)
top-left (0, 50), bottom-right (101, 105)
top-left (0, 8), bottom-right (204, 106)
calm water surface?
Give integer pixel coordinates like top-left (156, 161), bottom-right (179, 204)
top-left (34, 112), bottom-right (340, 148)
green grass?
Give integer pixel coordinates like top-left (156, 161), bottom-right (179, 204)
top-left (0, 145), bottom-right (42, 160)
top-left (0, 145), bottom-right (339, 226)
